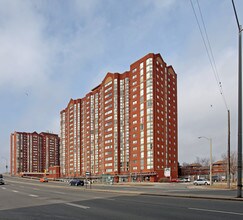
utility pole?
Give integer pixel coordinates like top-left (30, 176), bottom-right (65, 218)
top-left (232, 0), bottom-right (242, 198)
top-left (227, 110), bottom-right (231, 189)
top-left (237, 24), bottom-right (242, 198)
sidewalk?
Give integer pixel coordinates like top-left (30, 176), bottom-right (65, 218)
top-left (89, 182), bottom-right (243, 202)
top-left (140, 191), bottom-right (243, 202)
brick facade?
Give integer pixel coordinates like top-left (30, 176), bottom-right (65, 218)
top-left (10, 131), bottom-right (60, 175)
top-left (60, 53), bottom-right (178, 182)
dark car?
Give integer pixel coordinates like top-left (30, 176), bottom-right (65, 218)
top-left (0, 174), bottom-right (4, 185)
top-left (212, 176), bottom-right (220, 182)
top-left (69, 179), bottom-right (84, 186)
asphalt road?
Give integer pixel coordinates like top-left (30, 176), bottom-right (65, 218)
top-left (0, 176), bottom-right (243, 220)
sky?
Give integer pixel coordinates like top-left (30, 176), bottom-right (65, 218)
top-left (0, 0), bottom-right (243, 173)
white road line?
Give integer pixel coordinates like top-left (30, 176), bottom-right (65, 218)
top-left (1, 187), bottom-right (6, 189)
top-left (32, 188), bottom-right (40, 190)
top-left (104, 198), bottom-right (115, 201)
top-left (29, 194), bottom-right (39, 198)
top-left (12, 190), bottom-right (19, 193)
top-left (91, 197), bottom-right (115, 201)
top-left (52, 191), bottom-right (67, 195)
top-left (65, 203), bottom-right (90, 209)
top-left (189, 208), bottom-right (243, 216)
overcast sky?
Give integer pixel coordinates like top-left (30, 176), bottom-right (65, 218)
top-left (0, 0), bottom-right (242, 173)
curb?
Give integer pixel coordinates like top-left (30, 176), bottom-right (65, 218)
top-left (140, 193), bottom-right (243, 202)
top-left (81, 187), bottom-right (243, 202)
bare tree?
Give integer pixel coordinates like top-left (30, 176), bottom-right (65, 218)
top-left (182, 162), bottom-right (189, 167)
top-left (221, 151), bottom-right (238, 182)
top-left (194, 157), bottom-right (210, 167)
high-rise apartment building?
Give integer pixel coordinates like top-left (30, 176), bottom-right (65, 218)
top-left (10, 131), bottom-right (60, 175)
top-left (60, 53), bottom-right (177, 182)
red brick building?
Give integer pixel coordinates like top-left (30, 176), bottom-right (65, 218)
top-left (60, 53), bottom-right (178, 182)
top-left (10, 131), bottom-right (60, 175)
top-left (212, 160), bottom-right (226, 176)
top-left (180, 161), bottom-right (227, 181)
top-left (180, 163), bottom-right (209, 178)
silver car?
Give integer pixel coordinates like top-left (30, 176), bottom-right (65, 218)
top-left (193, 178), bottom-right (210, 185)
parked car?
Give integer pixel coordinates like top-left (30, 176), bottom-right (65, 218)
top-left (170, 178), bottom-right (180, 183)
top-left (0, 174), bottom-right (4, 185)
top-left (193, 179), bottom-right (210, 185)
top-left (178, 178), bottom-right (188, 182)
top-left (40, 177), bottom-right (48, 182)
top-left (183, 177), bottom-right (191, 182)
top-left (84, 180), bottom-right (92, 184)
top-left (212, 176), bottom-right (220, 182)
top-left (69, 179), bottom-right (84, 186)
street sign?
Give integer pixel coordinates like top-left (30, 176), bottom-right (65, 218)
top-left (164, 168), bottom-right (171, 177)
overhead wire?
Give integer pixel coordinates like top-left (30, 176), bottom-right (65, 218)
top-left (196, 0), bottom-right (229, 110)
top-left (190, 0), bottom-right (229, 110)
top-left (197, 0), bottom-right (221, 84)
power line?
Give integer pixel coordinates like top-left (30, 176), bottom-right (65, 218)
top-left (196, 0), bottom-right (220, 84)
top-left (190, 0), bottom-right (229, 110)
top-left (232, 0), bottom-right (241, 31)
top-left (196, 0), bottom-right (229, 110)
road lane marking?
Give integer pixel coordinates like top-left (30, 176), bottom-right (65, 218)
top-left (1, 187), bottom-right (6, 189)
top-left (104, 198), bottom-right (115, 201)
top-left (189, 208), bottom-right (243, 216)
top-left (65, 203), bottom-right (90, 209)
top-left (53, 191), bottom-right (66, 195)
top-left (32, 188), bottom-right (40, 190)
top-left (29, 194), bottom-right (39, 198)
top-left (12, 190), bottom-right (19, 193)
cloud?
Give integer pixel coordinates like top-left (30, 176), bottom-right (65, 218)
top-left (178, 42), bottom-right (238, 164)
top-left (0, 1), bottom-right (50, 90)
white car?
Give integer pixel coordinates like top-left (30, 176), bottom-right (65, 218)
top-left (193, 179), bottom-right (210, 185)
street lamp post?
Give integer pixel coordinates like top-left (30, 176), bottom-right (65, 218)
top-left (198, 136), bottom-right (213, 186)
